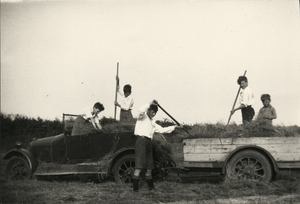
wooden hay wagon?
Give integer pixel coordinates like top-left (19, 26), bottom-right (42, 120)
top-left (175, 136), bottom-right (300, 182)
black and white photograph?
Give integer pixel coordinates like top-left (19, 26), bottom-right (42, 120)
top-left (1, 0), bottom-right (300, 203)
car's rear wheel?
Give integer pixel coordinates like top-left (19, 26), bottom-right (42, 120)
top-left (5, 156), bottom-right (31, 180)
top-left (227, 150), bottom-right (273, 182)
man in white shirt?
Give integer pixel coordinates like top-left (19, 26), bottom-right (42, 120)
top-left (132, 100), bottom-right (180, 192)
top-left (82, 105), bottom-right (103, 130)
top-left (230, 76), bottom-right (255, 125)
top-left (71, 102), bottom-right (104, 135)
top-left (114, 77), bottom-right (134, 122)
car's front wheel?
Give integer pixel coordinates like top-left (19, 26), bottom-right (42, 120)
top-left (113, 154), bottom-right (136, 184)
top-left (5, 156), bottom-right (31, 180)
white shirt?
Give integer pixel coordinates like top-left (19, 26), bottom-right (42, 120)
top-left (118, 90), bottom-right (134, 110)
top-left (134, 103), bottom-right (176, 139)
top-left (81, 107), bottom-right (101, 124)
top-left (239, 86), bottom-right (254, 107)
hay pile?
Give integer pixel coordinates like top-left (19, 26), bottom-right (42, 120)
top-left (101, 122), bottom-right (135, 134)
top-left (71, 116), bottom-right (102, 135)
top-left (96, 118), bottom-right (176, 173)
top-left (152, 137), bottom-right (174, 164)
top-left (183, 122), bottom-right (300, 140)
top-left (96, 135), bottom-right (120, 171)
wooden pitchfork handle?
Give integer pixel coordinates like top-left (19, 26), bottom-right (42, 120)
top-left (114, 62), bottom-right (119, 120)
top-left (156, 103), bottom-right (190, 135)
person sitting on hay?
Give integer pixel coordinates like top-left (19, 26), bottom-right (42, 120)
top-left (71, 102), bottom-right (105, 136)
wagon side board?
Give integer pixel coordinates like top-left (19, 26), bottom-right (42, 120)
top-left (183, 137), bottom-right (300, 169)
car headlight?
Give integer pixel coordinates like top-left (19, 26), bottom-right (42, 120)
top-left (15, 141), bottom-right (23, 149)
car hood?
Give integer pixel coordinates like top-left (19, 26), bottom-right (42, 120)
top-left (30, 133), bottom-right (64, 148)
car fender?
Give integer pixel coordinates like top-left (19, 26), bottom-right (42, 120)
top-left (222, 145), bottom-right (279, 174)
top-left (109, 147), bottom-right (135, 172)
top-left (3, 148), bottom-right (39, 173)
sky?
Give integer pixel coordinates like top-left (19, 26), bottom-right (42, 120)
top-left (1, 0), bottom-right (300, 126)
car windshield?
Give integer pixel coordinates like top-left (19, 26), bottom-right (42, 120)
top-left (63, 114), bottom-right (78, 136)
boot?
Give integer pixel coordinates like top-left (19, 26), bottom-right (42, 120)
top-left (132, 178), bottom-right (139, 192)
top-left (146, 179), bottom-right (155, 191)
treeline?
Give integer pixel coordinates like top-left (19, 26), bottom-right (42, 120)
top-left (1, 112), bottom-right (299, 153)
top-left (0, 113), bottom-right (177, 152)
top-left (0, 113), bottom-right (63, 151)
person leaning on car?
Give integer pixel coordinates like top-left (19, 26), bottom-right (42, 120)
top-left (71, 102), bottom-right (104, 135)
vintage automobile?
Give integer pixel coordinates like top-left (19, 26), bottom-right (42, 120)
top-left (3, 114), bottom-right (174, 183)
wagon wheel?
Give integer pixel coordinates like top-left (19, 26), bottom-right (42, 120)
top-left (152, 161), bottom-right (164, 181)
top-left (5, 156), bottom-right (31, 180)
top-left (152, 159), bottom-right (176, 181)
top-left (227, 150), bottom-right (273, 182)
top-left (167, 159), bottom-right (176, 168)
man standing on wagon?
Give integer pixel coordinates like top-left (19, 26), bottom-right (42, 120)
top-left (114, 76), bottom-right (134, 122)
top-left (230, 76), bottom-right (255, 125)
top-left (132, 100), bottom-right (180, 192)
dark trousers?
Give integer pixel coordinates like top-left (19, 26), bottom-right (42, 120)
top-left (120, 109), bottom-right (133, 122)
top-left (135, 136), bottom-right (154, 170)
top-left (241, 106), bottom-right (255, 125)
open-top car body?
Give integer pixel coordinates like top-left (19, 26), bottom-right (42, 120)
top-left (3, 114), bottom-right (174, 183)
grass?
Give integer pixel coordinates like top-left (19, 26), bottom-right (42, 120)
top-left (0, 170), bottom-right (299, 203)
